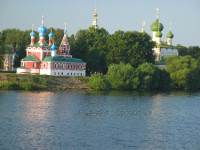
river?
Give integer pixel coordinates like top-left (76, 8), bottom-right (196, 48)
top-left (0, 91), bottom-right (200, 150)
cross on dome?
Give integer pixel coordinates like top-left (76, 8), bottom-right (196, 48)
top-left (156, 8), bottom-right (159, 18)
top-left (169, 22), bottom-right (172, 31)
top-left (142, 21), bottom-right (146, 28)
top-left (65, 22), bottom-right (67, 30)
top-left (32, 24), bottom-right (34, 31)
top-left (41, 15), bottom-right (44, 25)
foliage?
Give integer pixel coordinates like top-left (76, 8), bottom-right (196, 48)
top-left (106, 62), bottom-right (136, 90)
top-left (107, 31), bottom-right (155, 68)
top-left (135, 63), bottom-right (161, 91)
top-left (166, 55), bottom-right (200, 91)
top-left (178, 44), bottom-right (200, 60)
top-left (89, 74), bottom-right (109, 90)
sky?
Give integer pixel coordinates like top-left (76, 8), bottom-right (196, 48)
top-left (0, 0), bottom-right (200, 47)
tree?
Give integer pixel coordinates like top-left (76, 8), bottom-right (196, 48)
top-left (107, 31), bottom-right (155, 68)
top-left (135, 63), bottom-right (162, 91)
top-left (89, 74), bottom-right (109, 90)
top-left (166, 55), bottom-right (200, 91)
top-left (106, 62), bottom-right (136, 90)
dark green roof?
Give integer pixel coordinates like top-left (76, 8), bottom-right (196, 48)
top-left (42, 56), bottom-right (85, 63)
top-left (22, 55), bottom-right (40, 62)
top-left (167, 31), bottom-right (174, 38)
top-left (150, 18), bottom-right (164, 32)
top-left (28, 43), bottom-right (49, 48)
top-left (156, 41), bottom-right (177, 49)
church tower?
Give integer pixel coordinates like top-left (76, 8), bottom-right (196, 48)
top-left (167, 23), bottom-right (174, 45)
top-left (150, 8), bottom-right (164, 44)
top-left (92, 5), bottom-right (98, 28)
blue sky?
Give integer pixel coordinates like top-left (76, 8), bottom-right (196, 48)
top-left (0, 0), bottom-right (199, 47)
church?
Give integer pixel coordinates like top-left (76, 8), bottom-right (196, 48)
top-left (147, 8), bottom-right (178, 61)
top-left (17, 17), bottom-right (86, 76)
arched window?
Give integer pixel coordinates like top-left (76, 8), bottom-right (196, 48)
top-left (44, 63), bottom-right (46, 68)
top-left (71, 64), bottom-right (73, 70)
top-left (32, 63), bottom-right (35, 68)
top-left (54, 63), bottom-right (57, 69)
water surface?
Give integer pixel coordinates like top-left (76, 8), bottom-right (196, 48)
top-left (0, 91), bottom-right (200, 150)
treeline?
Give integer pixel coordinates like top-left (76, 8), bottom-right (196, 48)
top-left (0, 26), bottom-right (155, 74)
top-left (90, 56), bottom-right (200, 91)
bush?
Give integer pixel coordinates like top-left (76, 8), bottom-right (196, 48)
top-left (135, 63), bottom-right (170, 91)
top-left (106, 62), bottom-right (135, 90)
top-left (89, 74), bottom-right (109, 90)
top-left (166, 55), bottom-right (200, 91)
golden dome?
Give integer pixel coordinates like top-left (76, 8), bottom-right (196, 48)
top-left (93, 12), bottom-right (98, 17)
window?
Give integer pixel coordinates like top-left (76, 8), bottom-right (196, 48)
top-left (74, 73), bottom-right (75, 75)
top-left (61, 72), bottom-right (63, 75)
top-left (77, 65), bottom-right (79, 70)
top-left (32, 63), bottom-right (35, 68)
top-left (54, 64), bottom-right (57, 69)
top-left (68, 64), bottom-right (69, 69)
top-left (58, 72), bottom-right (60, 75)
top-left (71, 64), bottom-right (73, 70)
top-left (74, 64), bottom-right (76, 70)
top-left (81, 73), bottom-right (82, 76)
top-left (44, 63), bottom-right (46, 68)
top-left (54, 72), bottom-right (56, 75)
top-left (77, 73), bottom-right (79, 76)
top-left (81, 65), bottom-right (82, 70)
top-left (71, 73), bottom-right (72, 75)
top-left (67, 73), bottom-right (69, 75)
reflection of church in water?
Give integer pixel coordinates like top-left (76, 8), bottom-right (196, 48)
top-left (142, 8), bottom-right (178, 61)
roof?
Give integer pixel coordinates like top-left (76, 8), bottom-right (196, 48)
top-left (28, 43), bottom-right (49, 48)
top-left (22, 55), bottom-right (40, 62)
top-left (42, 56), bottom-right (85, 63)
top-left (156, 41), bottom-right (177, 49)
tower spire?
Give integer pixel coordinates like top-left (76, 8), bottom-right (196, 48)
top-left (142, 21), bottom-right (146, 32)
top-left (156, 8), bottom-right (159, 18)
top-left (92, 4), bottom-right (98, 28)
top-left (65, 22), bottom-right (67, 30)
top-left (41, 14), bottom-right (44, 25)
top-left (169, 22), bottom-right (172, 31)
top-left (32, 24), bottom-right (34, 32)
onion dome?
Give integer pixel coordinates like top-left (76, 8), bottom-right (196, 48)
top-left (150, 19), bottom-right (164, 32)
top-left (51, 44), bottom-right (56, 51)
top-left (30, 31), bottom-right (36, 37)
top-left (93, 12), bottom-right (98, 17)
top-left (39, 32), bottom-right (45, 37)
top-left (156, 31), bottom-right (162, 38)
top-left (167, 31), bottom-right (174, 39)
top-left (48, 32), bottom-right (54, 37)
top-left (38, 25), bottom-right (47, 33)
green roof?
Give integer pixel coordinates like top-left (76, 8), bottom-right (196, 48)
top-left (150, 18), bottom-right (164, 32)
top-left (28, 43), bottom-right (49, 48)
top-left (167, 31), bottom-right (174, 39)
top-left (155, 31), bottom-right (162, 38)
top-left (42, 56), bottom-right (85, 63)
top-left (156, 41), bottom-right (176, 49)
top-left (22, 55), bottom-right (40, 62)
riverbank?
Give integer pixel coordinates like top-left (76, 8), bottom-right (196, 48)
top-left (0, 73), bottom-right (90, 91)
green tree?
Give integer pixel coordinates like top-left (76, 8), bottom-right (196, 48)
top-left (166, 55), bottom-right (200, 91)
top-left (89, 74), bottom-right (109, 90)
top-left (106, 62), bottom-right (136, 90)
top-left (107, 31), bottom-right (155, 68)
top-left (135, 63), bottom-right (168, 91)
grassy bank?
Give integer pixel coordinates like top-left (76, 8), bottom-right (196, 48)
top-left (0, 73), bottom-right (89, 91)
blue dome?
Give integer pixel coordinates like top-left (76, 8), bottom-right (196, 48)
top-left (30, 31), bottom-right (36, 37)
top-left (39, 32), bottom-right (45, 37)
top-left (51, 44), bottom-right (56, 51)
top-left (48, 32), bottom-right (54, 37)
top-left (64, 29), bottom-right (67, 34)
top-left (38, 25), bottom-right (47, 33)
